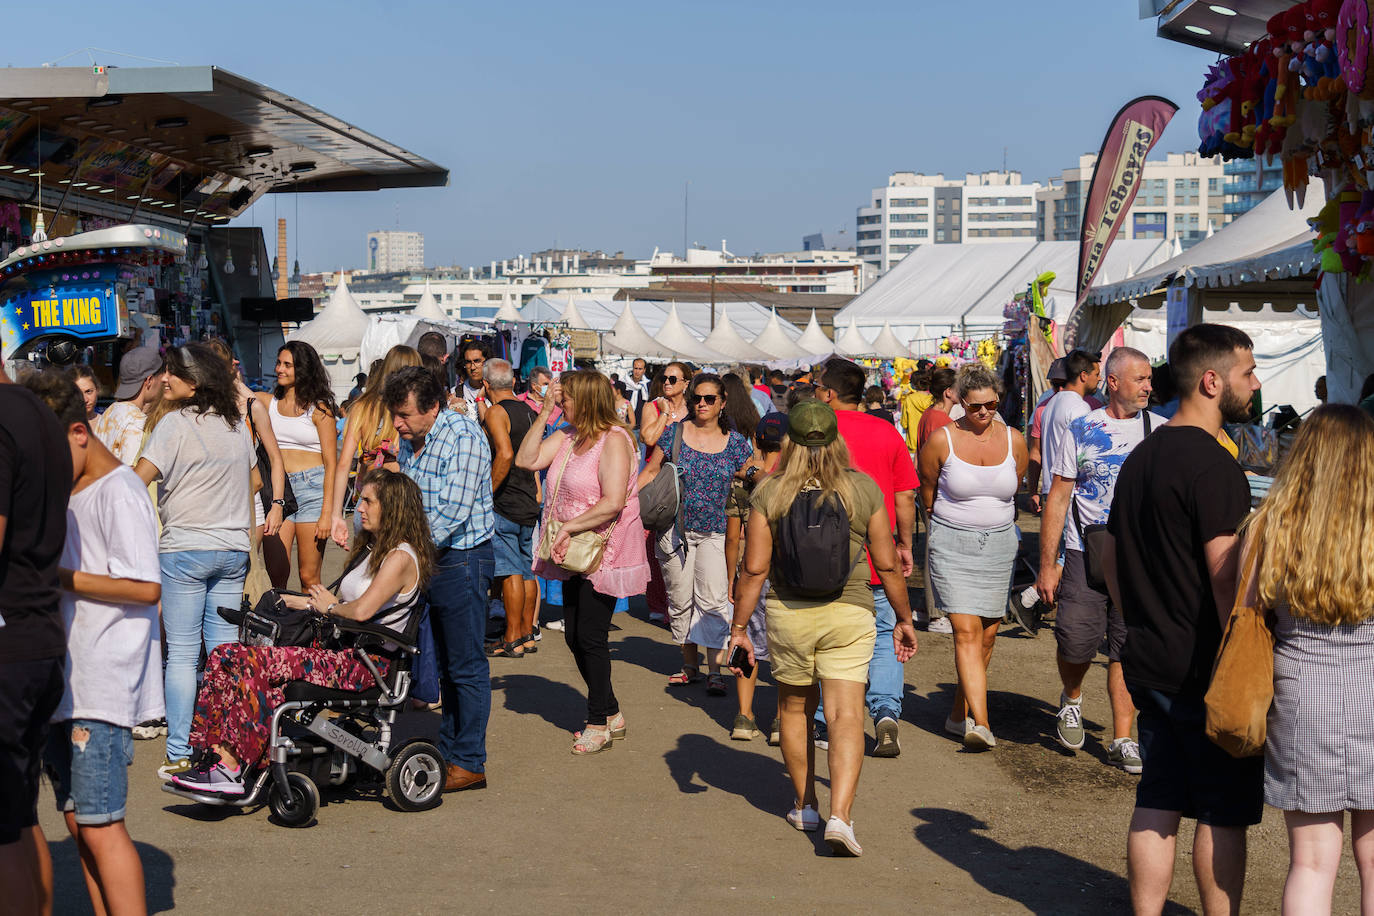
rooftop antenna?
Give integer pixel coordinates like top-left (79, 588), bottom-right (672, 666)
top-left (683, 180), bottom-right (689, 261)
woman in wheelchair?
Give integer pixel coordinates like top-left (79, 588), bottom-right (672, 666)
top-left (172, 469), bottom-right (434, 795)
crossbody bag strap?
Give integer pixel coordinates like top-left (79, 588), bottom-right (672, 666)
top-left (1143, 410), bottom-right (1152, 435)
top-left (546, 437), bottom-right (576, 510)
top-left (328, 547), bottom-right (371, 594)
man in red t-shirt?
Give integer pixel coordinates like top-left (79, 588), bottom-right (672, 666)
top-left (814, 358), bottom-right (919, 758)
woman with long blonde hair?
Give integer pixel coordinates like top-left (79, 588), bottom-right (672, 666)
top-left (727, 400), bottom-right (917, 855)
top-left (1242, 404), bottom-right (1374, 915)
top-left (329, 344), bottom-right (423, 548)
top-left (517, 370), bottom-right (650, 754)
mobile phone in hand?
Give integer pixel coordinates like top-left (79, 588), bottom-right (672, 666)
top-left (728, 645), bottom-right (754, 678)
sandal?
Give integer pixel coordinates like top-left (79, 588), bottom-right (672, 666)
top-left (706, 673), bottom-right (728, 696)
top-left (668, 667), bottom-right (701, 686)
top-left (608, 713), bottom-right (627, 740)
top-left (519, 632), bottom-right (538, 654)
top-left (572, 726), bottom-right (613, 755)
top-left (485, 639), bottom-right (525, 659)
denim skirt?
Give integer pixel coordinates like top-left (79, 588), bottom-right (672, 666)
top-left (927, 516), bottom-right (1016, 618)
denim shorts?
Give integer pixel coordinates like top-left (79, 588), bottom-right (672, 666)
top-left (286, 464), bottom-right (326, 523)
top-left (43, 720), bottom-right (134, 826)
top-left (492, 513), bottom-right (535, 579)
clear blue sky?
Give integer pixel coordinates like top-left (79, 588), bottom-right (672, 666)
top-left (10, 0), bottom-right (1216, 271)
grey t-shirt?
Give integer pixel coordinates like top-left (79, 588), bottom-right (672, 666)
top-left (141, 408), bottom-right (255, 552)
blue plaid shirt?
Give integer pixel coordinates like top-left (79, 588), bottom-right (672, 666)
top-left (397, 409), bottom-right (494, 550)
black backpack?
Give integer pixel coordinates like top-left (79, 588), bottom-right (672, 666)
top-left (772, 479), bottom-right (864, 599)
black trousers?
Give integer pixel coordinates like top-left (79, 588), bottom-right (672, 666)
top-left (563, 576), bottom-right (619, 725)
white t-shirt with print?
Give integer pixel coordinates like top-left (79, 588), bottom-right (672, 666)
top-left (55, 465), bottom-right (164, 727)
top-left (1051, 407), bottom-right (1166, 552)
top-left (1039, 390), bottom-right (1092, 496)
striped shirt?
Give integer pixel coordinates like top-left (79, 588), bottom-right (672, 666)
top-left (397, 409), bottom-right (494, 550)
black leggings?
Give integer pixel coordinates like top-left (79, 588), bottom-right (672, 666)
top-left (562, 576), bottom-right (619, 725)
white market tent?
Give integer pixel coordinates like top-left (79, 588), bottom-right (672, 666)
top-left (703, 306), bottom-right (769, 360)
top-left (288, 276), bottom-right (371, 399)
top-left (603, 305), bottom-right (682, 360)
top-left (796, 310), bottom-right (835, 355)
top-left (411, 278), bottom-right (449, 322)
top-left (871, 322), bottom-right (914, 359)
top-left (492, 299), bottom-right (522, 323)
top-left (834, 319), bottom-right (877, 358)
top-left (520, 297), bottom-right (805, 342)
top-left (753, 311), bottom-right (809, 360)
top-left (358, 313), bottom-right (486, 378)
top-left (836, 238), bottom-right (1174, 346)
top-left (656, 303), bottom-right (724, 363)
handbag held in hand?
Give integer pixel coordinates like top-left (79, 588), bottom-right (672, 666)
top-left (536, 440), bottom-right (615, 575)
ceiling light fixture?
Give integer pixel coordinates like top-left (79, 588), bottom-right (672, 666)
top-left (1208, 4), bottom-right (1237, 15)
top-left (246, 146), bottom-right (273, 159)
top-left (289, 161), bottom-right (316, 173)
top-left (1185, 24), bottom-right (1212, 34)
top-left (87, 95), bottom-right (123, 109)
top-left (205, 134), bottom-right (231, 145)
top-left (155, 116), bottom-right (188, 130)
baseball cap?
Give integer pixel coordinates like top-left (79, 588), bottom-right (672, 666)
top-left (114, 346), bottom-right (163, 399)
top-left (756, 412), bottom-right (787, 448)
top-left (1046, 357), bottom-right (1069, 384)
top-left (786, 400), bottom-right (838, 447)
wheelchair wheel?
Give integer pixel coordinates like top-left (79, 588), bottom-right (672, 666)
top-left (269, 772), bottom-right (319, 827)
top-left (385, 741), bottom-right (445, 812)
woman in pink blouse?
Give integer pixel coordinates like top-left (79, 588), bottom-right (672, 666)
top-left (516, 370), bottom-right (650, 754)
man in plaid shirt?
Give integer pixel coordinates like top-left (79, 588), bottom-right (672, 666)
top-left (385, 366), bottom-right (495, 792)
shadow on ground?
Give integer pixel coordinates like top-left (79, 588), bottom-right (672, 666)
top-left (912, 807), bottom-right (1196, 915)
top-left (49, 837), bottom-right (176, 915)
top-left (664, 732), bottom-right (795, 817)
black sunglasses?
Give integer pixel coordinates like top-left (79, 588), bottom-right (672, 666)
top-left (689, 393), bottom-right (719, 405)
top-left (663, 375), bottom-right (682, 385)
top-left (963, 399), bottom-right (999, 414)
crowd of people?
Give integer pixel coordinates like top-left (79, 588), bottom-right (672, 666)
top-left (5, 320), bottom-right (1374, 912)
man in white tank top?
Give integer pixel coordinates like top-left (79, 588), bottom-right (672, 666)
top-left (1037, 347), bottom-right (1161, 776)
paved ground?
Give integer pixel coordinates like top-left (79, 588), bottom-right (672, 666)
top-left (38, 523), bottom-right (1365, 914)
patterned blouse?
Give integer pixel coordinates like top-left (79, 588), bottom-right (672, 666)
top-left (657, 423), bottom-right (752, 534)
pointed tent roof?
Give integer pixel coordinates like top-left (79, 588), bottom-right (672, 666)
top-left (288, 275), bottom-right (369, 354)
top-left (796, 310), bottom-right (834, 355)
top-left (559, 299), bottom-right (597, 330)
top-left (870, 322), bottom-right (913, 359)
top-left (753, 311), bottom-right (807, 360)
top-left (834, 319), bottom-right (876, 358)
top-left (604, 304), bottom-right (680, 359)
top-left (657, 303), bottom-right (725, 363)
top-left (492, 299), bottom-right (522, 323)
top-left (702, 306), bottom-right (768, 360)
top-left (411, 278), bottom-right (449, 322)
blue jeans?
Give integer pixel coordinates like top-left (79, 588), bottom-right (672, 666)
top-left (161, 549), bottom-right (247, 760)
top-left (429, 542), bottom-right (494, 772)
top-left (815, 585), bottom-right (903, 725)
top-left (43, 720), bottom-right (134, 825)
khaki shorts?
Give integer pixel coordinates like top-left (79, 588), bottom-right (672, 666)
top-left (765, 600), bottom-right (876, 686)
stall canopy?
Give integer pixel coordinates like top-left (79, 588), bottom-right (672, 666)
top-left (703, 307), bottom-right (768, 360)
top-left (492, 300), bottom-right (522, 323)
top-left (833, 319), bottom-right (877, 358)
top-left (836, 239), bottom-right (1173, 344)
top-left (359, 313), bottom-right (485, 376)
top-left (604, 305), bottom-right (680, 359)
top-left (657, 304), bottom-right (724, 363)
top-left (753, 311), bottom-right (809, 360)
top-left (520, 297), bottom-right (805, 341)
top-left (411, 279), bottom-right (449, 322)
top-left (288, 276), bottom-right (371, 398)
top-left (870, 323), bottom-right (914, 359)
top-left (1077, 188), bottom-right (1323, 350)
top-left (796, 311), bottom-right (835, 355)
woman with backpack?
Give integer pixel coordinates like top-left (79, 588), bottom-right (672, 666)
top-left (916, 363), bottom-right (1028, 752)
top-left (727, 400), bottom-right (918, 857)
top-left (641, 373), bottom-right (754, 694)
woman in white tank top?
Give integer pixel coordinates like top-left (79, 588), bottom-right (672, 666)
top-left (916, 364), bottom-right (1028, 753)
top-left (255, 342), bottom-right (339, 589)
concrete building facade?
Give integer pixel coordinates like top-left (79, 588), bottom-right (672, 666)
top-left (366, 230), bottom-right (425, 273)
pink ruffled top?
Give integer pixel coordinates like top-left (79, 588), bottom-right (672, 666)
top-left (533, 427), bottom-right (650, 599)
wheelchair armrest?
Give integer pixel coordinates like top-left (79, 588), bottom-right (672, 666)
top-left (328, 616), bottom-right (419, 655)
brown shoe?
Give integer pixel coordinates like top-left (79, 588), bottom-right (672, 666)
top-left (443, 764), bottom-right (487, 792)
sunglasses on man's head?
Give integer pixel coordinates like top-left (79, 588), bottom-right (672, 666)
top-left (663, 375), bottom-right (682, 385)
top-left (689, 393), bottom-right (718, 405)
top-left (963, 399), bottom-right (999, 414)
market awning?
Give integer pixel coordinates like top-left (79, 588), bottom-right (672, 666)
top-left (0, 65), bottom-right (448, 226)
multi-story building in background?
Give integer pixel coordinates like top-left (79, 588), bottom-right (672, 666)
top-left (1221, 157), bottom-right (1283, 221)
top-left (1036, 152), bottom-right (1224, 246)
top-left (366, 230), bottom-right (425, 272)
top-left (855, 170), bottom-right (1041, 272)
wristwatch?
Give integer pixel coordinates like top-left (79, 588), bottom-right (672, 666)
top-left (271, 498), bottom-right (286, 506)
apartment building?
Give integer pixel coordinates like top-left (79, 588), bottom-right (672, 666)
top-left (1221, 157), bottom-right (1283, 221)
top-left (366, 230), bottom-right (425, 273)
top-left (1036, 152), bottom-right (1224, 245)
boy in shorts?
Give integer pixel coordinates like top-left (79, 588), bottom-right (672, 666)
top-left (24, 371), bottom-right (162, 915)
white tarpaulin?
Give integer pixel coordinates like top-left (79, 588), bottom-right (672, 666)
top-left (520, 297), bottom-right (805, 341)
top-left (703, 306), bottom-right (768, 360)
top-left (870, 322), bottom-right (913, 359)
top-left (657, 304), bottom-right (724, 363)
top-left (834, 319), bottom-right (876, 357)
top-left (288, 277), bottom-right (371, 400)
top-left (359, 314), bottom-right (486, 377)
top-left (411, 279), bottom-right (449, 322)
top-left (753, 311), bottom-right (808, 360)
top-left (836, 239), bottom-right (1173, 343)
top-left (603, 305), bottom-right (680, 359)
top-left (796, 311), bottom-right (834, 355)
top-left (492, 300), bottom-right (522, 323)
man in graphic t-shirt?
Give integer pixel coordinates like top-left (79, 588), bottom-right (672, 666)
top-left (1037, 347), bottom-right (1163, 776)
top-left (1037, 348), bottom-right (1101, 506)
top-left (1106, 324), bottom-right (1261, 915)
top-left (815, 359), bottom-right (920, 759)
top-left (0, 358), bottom-right (73, 914)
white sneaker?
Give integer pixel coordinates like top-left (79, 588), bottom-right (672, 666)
top-left (963, 721), bottom-right (996, 750)
top-left (543, 619), bottom-right (565, 632)
top-left (786, 804), bottom-right (821, 832)
top-left (824, 816), bottom-right (863, 856)
top-left (943, 717), bottom-right (967, 739)
top-left (926, 616), bottom-right (953, 634)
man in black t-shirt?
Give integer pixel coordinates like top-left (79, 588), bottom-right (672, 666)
top-left (1105, 324), bottom-right (1260, 916)
top-left (0, 359), bottom-right (73, 913)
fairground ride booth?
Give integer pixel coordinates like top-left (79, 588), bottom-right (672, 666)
top-left (0, 65), bottom-right (446, 388)
top-left (1132, 0), bottom-right (1374, 405)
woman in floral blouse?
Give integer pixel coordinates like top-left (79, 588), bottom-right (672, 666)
top-left (640, 373), bottom-right (755, 694)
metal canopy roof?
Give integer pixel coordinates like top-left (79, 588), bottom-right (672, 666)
top-left (1140, 0), bottom-right (1290, 55)
top-left (0, 66), bottom-right (447, 224)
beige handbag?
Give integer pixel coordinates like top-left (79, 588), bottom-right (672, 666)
top-left (536, 441), bottom-right (616, 575)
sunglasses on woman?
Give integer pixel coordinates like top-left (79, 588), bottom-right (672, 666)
top-left (689, 393), bottom-right (718, 405)
top-left (963, 399), bottom-right (999, 414)
top-left (663, 375), bottom-right (682, 385)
